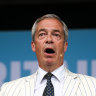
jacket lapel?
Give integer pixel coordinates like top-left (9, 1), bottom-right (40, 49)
top-left (19, 72), bottom-right (37, 96)
top-left (62, 68), bottom-right (80, 96)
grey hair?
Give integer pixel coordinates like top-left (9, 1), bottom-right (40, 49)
top-left (32, 14), bottom-right (68, 42)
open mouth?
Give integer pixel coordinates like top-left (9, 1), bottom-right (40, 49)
top-left (44, 48), bottom-right (55, 54)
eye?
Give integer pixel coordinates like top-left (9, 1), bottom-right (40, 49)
top-left (54, 33), bottom-right (60, 37)
top-left (54, 34), bottom-right (60, 36)
top-left (53, 33), bottom-right (61, 40)
top-left (38, 32), bottom-right (47, 39)
top-left (39, 33), bottom-right (46, 36)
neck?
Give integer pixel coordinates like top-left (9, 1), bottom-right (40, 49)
top-left (39, 63), bottom-right (63, 72)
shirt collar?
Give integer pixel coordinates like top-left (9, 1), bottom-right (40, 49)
top-left (37, 64), bottom-right (65, 83)
top-left (52, 64), bottom-right (65, 82)
top-left (37, 67), bottom-right (47, 84)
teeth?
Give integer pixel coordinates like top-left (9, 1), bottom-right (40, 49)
top-left (45, 48), bottom-right (55, 54)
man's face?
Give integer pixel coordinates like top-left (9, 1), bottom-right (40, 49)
top-left (32, 18), bottom-right (68, 72)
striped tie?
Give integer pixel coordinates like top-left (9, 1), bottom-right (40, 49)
top-left (43, 72), bottom-right (54, 96)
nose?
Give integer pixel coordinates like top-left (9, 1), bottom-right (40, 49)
top-left (46, 34), bottom-right (53, 44)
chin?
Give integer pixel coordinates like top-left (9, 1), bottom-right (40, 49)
top-left (45, 60), bottom-right (55, 66)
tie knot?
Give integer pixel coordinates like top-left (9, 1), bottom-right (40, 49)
top-left (44, 72), bottom-right (53, 80)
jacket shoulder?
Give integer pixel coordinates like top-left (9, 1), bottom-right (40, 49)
top-left (0, 73), bottom-right (36, 96)
top-left (1, 73), bottom-right (36, 87)
top-left (77, 74), bottom-right (96, 94)
top-left (78, 74), bottom-right (96, 83)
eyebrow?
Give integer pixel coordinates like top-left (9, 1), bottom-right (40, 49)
top-left (38, 28), bottom-right (61, 33)
top-left (52, 29), bottom-right (60, 32)
top-left (38, 29), bottom-right (47, 32)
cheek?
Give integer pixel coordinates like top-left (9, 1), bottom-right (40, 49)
top-left (35, 44), bottom-right (43, 54)
top-left (35, 47), bottom-right (41, 57)
top-left (56, 43), bottom-right (64, 53)
top-left (36, 46), bottom-right (41, 52)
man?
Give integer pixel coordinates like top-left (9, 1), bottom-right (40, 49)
top-left (0, 14), bottom-right (96, 96)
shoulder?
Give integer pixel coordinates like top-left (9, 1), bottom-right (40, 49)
top-left (0, 73), bottom-right (37, 96)
top-left (65, 67), bottom-right (96, 86)
top-left (2, 73), bottom-right (36, 87)
top-left (78, 73), bottom-right (96, 83)
top-left (77, 74), bottom-right (96, 89)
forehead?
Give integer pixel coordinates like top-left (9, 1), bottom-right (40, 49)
top-left (36, 18), bottom-right (63, 31)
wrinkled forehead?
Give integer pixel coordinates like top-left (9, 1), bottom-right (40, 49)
top-left (36, 18), bottom-right (64, 32)
top-left (37, 18), bottom-right (64, 26)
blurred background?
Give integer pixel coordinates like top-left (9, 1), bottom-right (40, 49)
top-left (0, 0), bottom-right (96, 87)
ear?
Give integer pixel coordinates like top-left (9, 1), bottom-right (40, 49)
top-left (31, 41), bottom-right (36, 52)
top-left (64, 42), bottom-right (68, 52)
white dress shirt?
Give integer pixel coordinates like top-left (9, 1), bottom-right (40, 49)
top-left (34, 64), bottom-right (65, 96)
